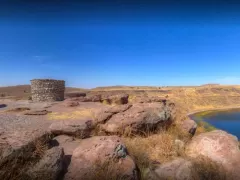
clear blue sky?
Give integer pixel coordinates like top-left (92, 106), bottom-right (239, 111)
top-left (1, 1), bottom-right (240, 88)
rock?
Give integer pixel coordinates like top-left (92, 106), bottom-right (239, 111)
top-left (64, 136), bottom-right (139, 180)
top-left (65, 101), bottom-right (79, 107)
top-left (7, 107), bottom-right (30, 112)
top-left (150, 158), bottom-right (193, 180)
top-left (106, 104), bottom-right (132, 113)
top-left (49, 119), bottom-right (93, 138)
top-left (174, 139), bottom-right (185, 153)
top-left (101, 102), bottom-right (174, 134)
top-left (50, 135), bottom-right (75, 146)
top-left (25, 147), bottom-right (64, 180)
top-left (180, 119), bottom-right (197, 135)
top-left (24, 109), bottom-right (51, 115)
top-left (50, 135), bottom-right (81, 174)
top-left (185, 130), bottom-right (240, 179)
top-left (0, 130), bottom-right (51, 180)
top-left (95, 104), bottom-right (133, 124)
top-left (102, 94), bottom-right (129, 105)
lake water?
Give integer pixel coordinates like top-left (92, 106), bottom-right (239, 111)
top-left (190, 109), bottom-right (240, 139)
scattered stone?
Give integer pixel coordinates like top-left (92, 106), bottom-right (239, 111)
top-left (24, 109), bottom-right (51, 115)
top-left (151, 158), bottom-right (193, 180)
top-left (185, 130), bottom-right (240, 179)
top-left (64, 136), bottom-right (139, 180)
top-left (25, 147), bottom-right (64, 180)
top-left (65, 101), bottom-right (79, 107)
top-left (7, 107), bottom-right (30, 112)
top-left (49, 119), bottom-right (93, 138)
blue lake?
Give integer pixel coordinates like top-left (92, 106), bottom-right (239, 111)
top-left (190, 109), bottom-right (240, 139)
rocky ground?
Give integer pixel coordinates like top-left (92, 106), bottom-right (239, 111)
top-left (0, 92), bottom-right (240, 180)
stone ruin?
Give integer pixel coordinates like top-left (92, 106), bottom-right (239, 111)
top-left (30, 79), bottom-right (65, 102)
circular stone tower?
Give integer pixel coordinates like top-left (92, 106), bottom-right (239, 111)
top-left (30, 79), bottom-right (65, 102)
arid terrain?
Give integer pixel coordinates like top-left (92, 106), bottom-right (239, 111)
top-left (1, 84), bottom-right (240, 180)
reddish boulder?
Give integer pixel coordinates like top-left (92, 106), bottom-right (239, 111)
top-left (64, 136), bottom-right (139, 180)
top-left (94, 104), bottom-right (133, 124)
top-left (101, 102), bottom-right (175, 134)
top-left (185, 130), bottom-right (240, 179)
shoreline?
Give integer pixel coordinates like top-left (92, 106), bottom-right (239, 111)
top-left (187, 105), bottom-right (240, 117)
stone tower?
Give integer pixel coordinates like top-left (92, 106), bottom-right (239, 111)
top-left (30, 79), bottom-right (65, 102)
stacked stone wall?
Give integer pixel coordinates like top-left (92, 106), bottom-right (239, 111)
top-left (31, 79), bottom-right (65, 102)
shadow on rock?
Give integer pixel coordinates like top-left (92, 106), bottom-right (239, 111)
top-left (0, 104), bottom-right (7, 108)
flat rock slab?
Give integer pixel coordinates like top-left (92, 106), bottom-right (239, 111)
top-left (185, 130), bottom-right (240, 179)
top-left (24, 109), bottom-right (51, 115)
top-left (64, 136), bottom-right (139, 180)
top-left (49, 119), bottom-right (93, 138)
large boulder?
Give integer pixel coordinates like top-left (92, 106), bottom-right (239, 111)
top-left (49, 119), bottom-right (93, 138)
top-left (147, 158), bottom-right (193, 180)
top-left (25, 147), bottom-right (64, 180)
top-left (185, 130), bottom-right (240, 179)
top-left (64, 136), bottom-right (139, 180)
top-left (101, 102), bottom-right (174, 134)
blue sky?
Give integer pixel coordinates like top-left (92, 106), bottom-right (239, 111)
top-left (1, 1), bottom-right (240, 88)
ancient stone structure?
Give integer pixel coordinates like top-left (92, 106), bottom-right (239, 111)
top-left (30, 79), bottom-right (65, 102)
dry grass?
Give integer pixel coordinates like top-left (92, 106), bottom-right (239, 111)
top-left (85, 159), bottom-right (125, 180)
top-left (0, 136), bottom-right (50, 180)
top-left (123, 125), bottom-right (191, 178)
top-left (32, 138), bottom-right (49, 158)
top-left (190, 156), bottom-right (227, 180)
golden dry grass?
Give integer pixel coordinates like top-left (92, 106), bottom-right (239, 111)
top-left (190, 156), bottom-right (228, 180)
top-left (123, 125), bottom-right (191, 178)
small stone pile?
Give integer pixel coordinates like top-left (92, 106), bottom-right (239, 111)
top-left (31, 79), bottom-right (65, 102)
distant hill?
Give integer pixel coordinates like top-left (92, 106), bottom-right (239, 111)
top-left (0, 85), bottom-right (88, 99)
